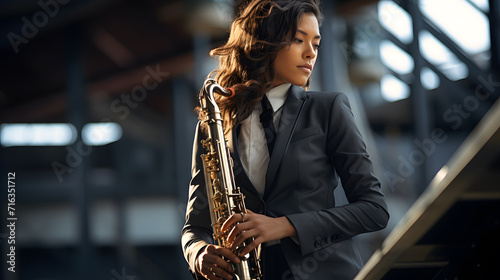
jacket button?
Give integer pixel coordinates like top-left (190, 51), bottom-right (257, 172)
top-left (314, 240), bottom-right (322, 248)
top-left (326, 235), bottom-right (333, 243)
top-left (257, 204), bottom-right (265, 214)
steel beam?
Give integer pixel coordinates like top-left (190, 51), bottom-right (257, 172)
top-left (489, 0), bottom-right (500, 77)
top-left (65, 25), bottom-right (92, 280)
top-left (403, 0), bottom-right (433, 193)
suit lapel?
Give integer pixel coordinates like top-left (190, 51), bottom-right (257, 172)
top-left (264, 85), bottom-right (308, 199)
top-left (230, 125), bottom-right (261, 198)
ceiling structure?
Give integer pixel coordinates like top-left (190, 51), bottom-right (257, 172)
top-left (0, 0), bottom-right (375, 125)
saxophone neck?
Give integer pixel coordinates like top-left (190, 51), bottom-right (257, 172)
top-left (200, 79), bottom-right (235, 110)
top-left (204, 78), bottom-right (235, 98)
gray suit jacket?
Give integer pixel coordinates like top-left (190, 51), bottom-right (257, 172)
top-left (181, 85), bottom-right (389, 279)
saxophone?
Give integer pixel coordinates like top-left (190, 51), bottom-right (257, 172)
top-left (199, 78), bottom-right (262, 280)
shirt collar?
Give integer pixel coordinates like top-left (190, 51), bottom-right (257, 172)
top-left (265, 83), bottom-right (291, 112)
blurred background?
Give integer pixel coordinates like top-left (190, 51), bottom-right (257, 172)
top-left (0, 0), bottom-right (498, 279)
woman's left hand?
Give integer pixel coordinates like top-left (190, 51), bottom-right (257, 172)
top-left (221, 209), bottom-right (297, 256)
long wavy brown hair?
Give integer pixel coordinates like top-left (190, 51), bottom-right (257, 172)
top-left (200, 0), bottom-right (322, 132)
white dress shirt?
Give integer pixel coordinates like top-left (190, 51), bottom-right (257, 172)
top-left (237, 83), bottom-right (291, 197)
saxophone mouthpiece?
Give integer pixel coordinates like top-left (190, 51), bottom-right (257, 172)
top-left (226, 87), bottom-right (235, 98)
top-left (203, 79), bottom-right (235, 98)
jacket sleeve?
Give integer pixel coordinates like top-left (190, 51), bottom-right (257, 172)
top-left (286, 92), bottom-right (390, 256)
top-left (181, 122), bottom-right (213, 278)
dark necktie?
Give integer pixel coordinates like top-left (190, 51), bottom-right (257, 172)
top-left (260, 95), bottom-right (276, 156)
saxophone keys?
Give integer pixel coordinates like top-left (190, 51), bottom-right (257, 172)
top-left (213, 191), bottom-right (223, 202)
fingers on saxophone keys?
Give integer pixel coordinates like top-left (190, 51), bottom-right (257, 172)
top-left (227, 224), bottom-right (244, 245)
top-left (224, 250), bottom-right (241, 265)
top-left (209, 265), bottom-right (234, 280)
top-left (216, 259), bottom-right (236, 280)
top-left (221, 215), bottom-right (236, 233)
top-left (239, 239), bottom-right (259, 257)
top-left (230, 229), bottom-right (252, 251)
top-left (222, 212), bottom-right (247, 232)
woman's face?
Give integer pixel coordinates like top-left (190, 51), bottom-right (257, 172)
top-left (272, 13), bottom-right (321, 88)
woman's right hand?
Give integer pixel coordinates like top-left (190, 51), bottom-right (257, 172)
top-left (196, 244), bottom-right (240, 280)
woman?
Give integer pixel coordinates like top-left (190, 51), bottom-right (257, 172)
top-left (181, 0), bottom-right (389, 279)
